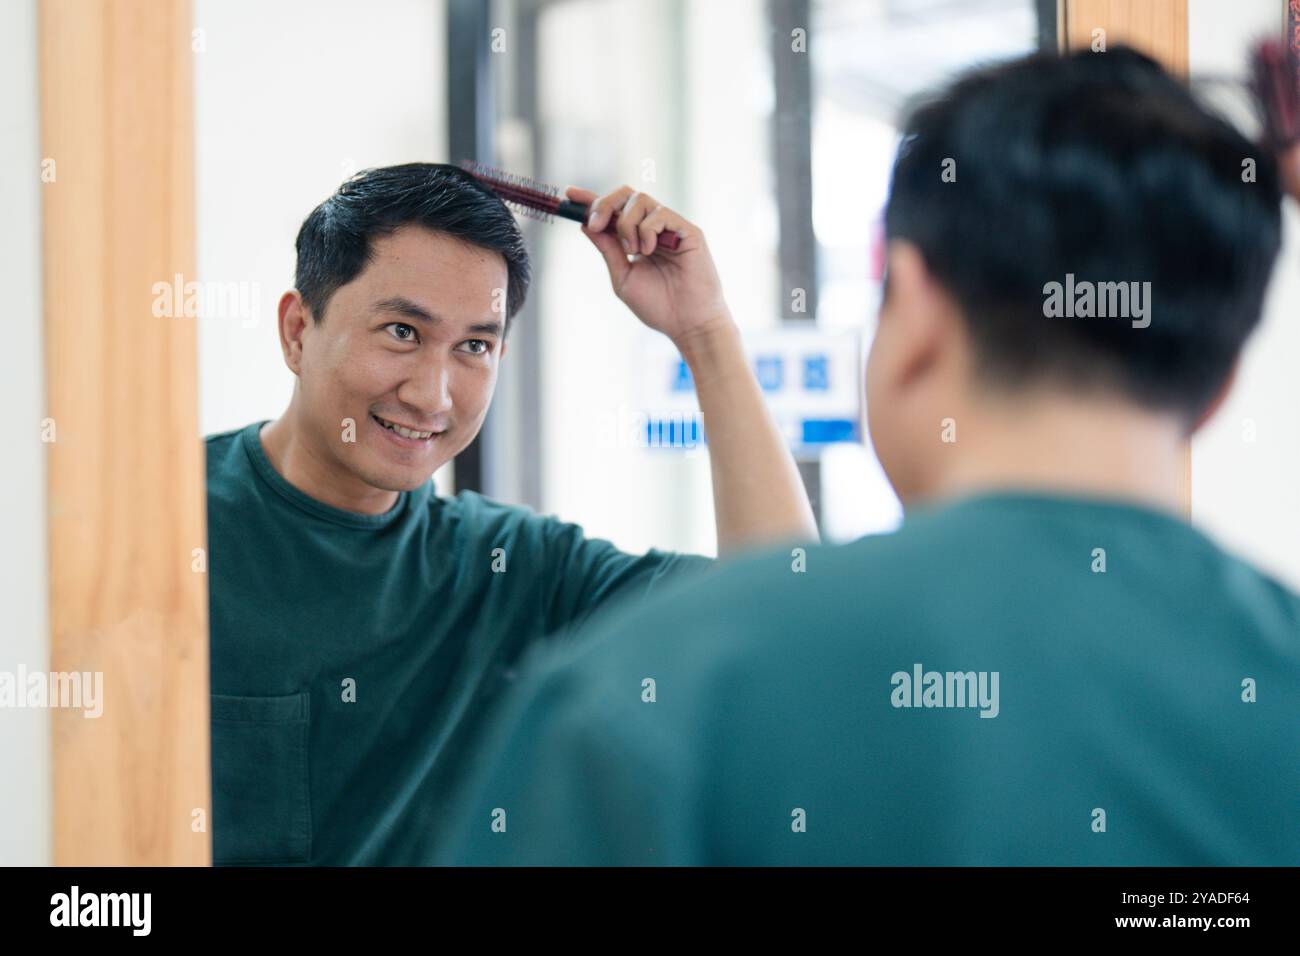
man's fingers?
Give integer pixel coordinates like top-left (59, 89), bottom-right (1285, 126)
top-left (614, 190), bottom-right (663, 254)
top-left (586, 185), bottom-right (635, 233)
top-left (637, 204), bottom-right (689, 255)
top-left (582, 183), bottom-right (692, 254)
top-left (564, 185), bottom-right (596, 203)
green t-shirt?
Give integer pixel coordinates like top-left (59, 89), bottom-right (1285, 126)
top-left (205, 420), bottom-right (711, 865)
top-left (437, 491), bottom-right (1300, 865)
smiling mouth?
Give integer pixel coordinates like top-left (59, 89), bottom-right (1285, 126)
top-left (372, 413), bottom-right (441, 441)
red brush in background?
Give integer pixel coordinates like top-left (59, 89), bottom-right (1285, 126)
top-left (1251, 37), bottom-right (1300, 148)
top-left (460, 160), bottom-right (682, 252)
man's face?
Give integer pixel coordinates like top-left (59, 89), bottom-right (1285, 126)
top-left (865, 241), bottom-right (957, 506)
top-left (865, 273), bottom-right (914, 502)
top-left (294, 225), bottom-right (509, 493)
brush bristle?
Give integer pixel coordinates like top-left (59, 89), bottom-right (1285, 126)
top-left (460, 160), bottom-right (562, 217)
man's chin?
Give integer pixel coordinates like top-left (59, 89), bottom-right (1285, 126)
top-left (363, 459), bottom-right (450, 493)
top-left (352, 445), bottom-right (454, 493)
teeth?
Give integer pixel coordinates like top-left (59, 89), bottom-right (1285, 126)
top-left (375, 415), bottom-right (434, 440)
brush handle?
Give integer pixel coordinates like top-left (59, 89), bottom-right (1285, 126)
top-left (556, 199), bottom-right (682, 251)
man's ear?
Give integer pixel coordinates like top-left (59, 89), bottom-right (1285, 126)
top-left (1190, 360), bottom-right (1239, 434)
top-left (278, 290), bottom-right (310, 375)
top-left (883, 240), bottom-right (953, 390)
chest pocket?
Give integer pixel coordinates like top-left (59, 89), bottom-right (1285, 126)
top-left (211, 691), bottom-right (312, 865)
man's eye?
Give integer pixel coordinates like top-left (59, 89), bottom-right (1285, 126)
top-left (385, 323), bottom-right (418, 342)
top-left (458, 339), bottom-right (490, 355)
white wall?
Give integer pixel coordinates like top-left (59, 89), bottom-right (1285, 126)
top-left (533, 0), bottom-right (789, 557)
top-left (194, 0), bottom-right (448, 450)
top-left (0, 0), bottom-right (51, 866)
top-left (1188, 0), bottom-right (1300, 589)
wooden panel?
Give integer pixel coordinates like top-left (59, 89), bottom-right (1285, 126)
top-left (1063, 0), bottom-right (1188, 75)
top-left (1060, 0), bottom-right (1192, 516)
top-left (41, 0), bottom-right (209, 865)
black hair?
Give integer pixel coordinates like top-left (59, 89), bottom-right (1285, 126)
top-left (294, 162), bottom-right (530, 328)
top-left (884, 46), bottom-right (1283, 420)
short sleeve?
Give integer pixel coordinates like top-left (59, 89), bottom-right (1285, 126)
top-left (541, 520), bottom-right (712, 636)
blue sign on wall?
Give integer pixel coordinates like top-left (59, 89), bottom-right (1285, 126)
top-left (671, 359), bottom-right (694, 392)
top-left (803, 354), bottom-right (830, 391)
top-left (755, 355), bottom-right (784, 392)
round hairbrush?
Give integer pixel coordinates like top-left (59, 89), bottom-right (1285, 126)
top-left (461, 160), bottom-right (682, 252)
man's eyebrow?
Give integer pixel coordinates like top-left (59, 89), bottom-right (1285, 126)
top-left (467, 319), bottom-right (504, 336)
top-left (373, 297), bottom-right (503, 337)
top-left (374, 296), bottom-right (439, 323)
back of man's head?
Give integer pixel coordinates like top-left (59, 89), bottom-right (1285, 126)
top-left (883, 46), bottom-right (1283, 423)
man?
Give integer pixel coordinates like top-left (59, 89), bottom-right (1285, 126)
top-left (437, 48), bottom-right (1300, 865)
top-left (206, 163), bottom-right (815, 864)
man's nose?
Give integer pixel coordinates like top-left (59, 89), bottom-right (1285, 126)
top-left (402, 361), bottom-right (454, 415)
